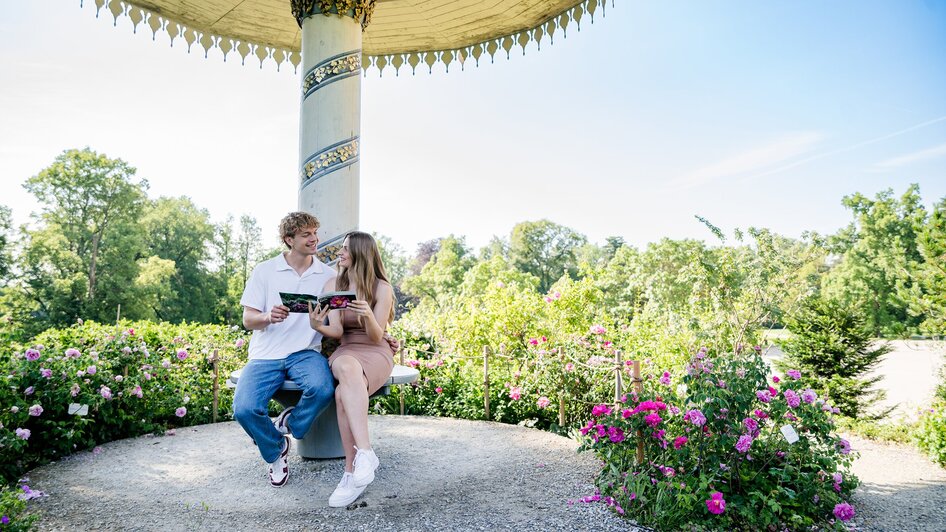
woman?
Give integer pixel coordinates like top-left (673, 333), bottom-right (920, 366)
top-left (309, 231), bottom-right (395, 508)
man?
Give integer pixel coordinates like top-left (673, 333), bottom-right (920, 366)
top-left (232, 212), bottom-right (337, 487)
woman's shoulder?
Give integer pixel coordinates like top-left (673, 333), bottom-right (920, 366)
top-left (373, 279), bottom-right (393, 298)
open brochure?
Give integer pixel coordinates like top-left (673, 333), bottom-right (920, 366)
top-left (279, 291), bottom-right (357, 313)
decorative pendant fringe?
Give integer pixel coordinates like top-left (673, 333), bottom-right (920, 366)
top-left (78, 0), bottom-right (610, 75)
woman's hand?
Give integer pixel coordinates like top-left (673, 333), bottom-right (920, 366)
top-left (347, 300), bottom-right (375, 322)
top-left (308, 301), bottom-right (330, 330)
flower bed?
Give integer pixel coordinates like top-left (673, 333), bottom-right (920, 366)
top-left (578, 347), bottom-right (858, 529)
top-left (0, 320), bottom-right (248, 485)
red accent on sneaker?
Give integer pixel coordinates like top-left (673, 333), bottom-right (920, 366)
top-left (269, 436), bottom-right (291, 488)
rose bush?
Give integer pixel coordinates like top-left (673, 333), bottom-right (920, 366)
top-left (0, 320), bottom-right (248, 484)
top-left (579, 347), bottom-right (858, 530)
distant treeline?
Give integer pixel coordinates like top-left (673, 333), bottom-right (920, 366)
top-left (0, 148), bottom-right (943, 343)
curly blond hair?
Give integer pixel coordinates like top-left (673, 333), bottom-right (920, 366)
top-left (279, 212), bottom-right (320, 248)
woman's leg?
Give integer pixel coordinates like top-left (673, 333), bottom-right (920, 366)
top-left (335, 390), bottom-right (357, 472)
top-left (331, 355), bottom-right (372, 458)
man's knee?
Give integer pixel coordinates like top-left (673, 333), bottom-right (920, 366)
top-left (232, 400), bottom-right (257, 426)
top-left (302, 380), bottom-right (334, 406)
top-left (232, 387), bottom-right (266, 422)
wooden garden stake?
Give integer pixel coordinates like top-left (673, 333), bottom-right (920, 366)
top-left (211, 349), bottom-right (219, 423)
top-left (399, 347), bottom-right (406, 415)
top-left (633, 359), bottom-right (644, 465)
top-left (483, 346), bottom-right (490, 420)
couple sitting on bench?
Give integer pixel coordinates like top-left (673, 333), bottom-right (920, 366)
top-left (232, 212), bottom-right (397, 507)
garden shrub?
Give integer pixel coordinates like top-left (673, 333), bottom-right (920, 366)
top-left (580, 347), bottom-right (858, 530)
top-left (779, 295), bottom-right (891, 418)
top-left (914, 402), bottom-right (946, 467)
top-left (0, 320), bottom-right (248, 485)
top-left (0, 484), bottom-right (37, 531)
top-left (915, 364), bottom-right (946, 467)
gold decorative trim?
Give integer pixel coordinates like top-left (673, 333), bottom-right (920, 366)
top-left (291, 0), bottom-right (377, 31)
top-left (300, 138), bottom-right (360, 183)
top-left (302, 52), bottom-right (361, 96)
top-left (317, 241), bottom-right (344, 264)
top-left (78, 0), bottom-right (611, 74)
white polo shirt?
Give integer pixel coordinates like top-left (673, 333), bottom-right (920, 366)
top-left (240, 252), bottom-right (336, 360)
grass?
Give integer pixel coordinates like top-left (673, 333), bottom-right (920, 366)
top-left (836, 416), bottom-right (917, 445)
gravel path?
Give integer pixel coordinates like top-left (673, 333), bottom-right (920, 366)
top-left (23, 417), bottom-right (946, 530)
top-left (26, 416), bottom-right (637, 531)
top-left (848, 435), bottom-right (946, 531)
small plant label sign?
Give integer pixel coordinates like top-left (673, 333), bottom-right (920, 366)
top-left (68, 403), bottom-right (89, 416)
top-left (780, 424), bottom-right (799, 444)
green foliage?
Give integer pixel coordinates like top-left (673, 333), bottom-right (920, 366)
top-left (509, 220), bottom-right (587, 293)
top-left (1, 149), bottom-right (293, 339)
top-left (779, 296), bottom-right (891, 418)
top-left (140, 197), bottom-right (216, 323)
top-left (0, 320), bottom-right (248, 485)
top-left (18, 148), bottom-right (148, 333)
top-left (822, 185), bottom-right (926, 336)
top-left (0, 205), bottom-right (12, 283)
top-left (0, 485), bottom-right (37, 531)
top-left (915, 402), bottom-right (946, 467)
top-left (905, 198), bottom-right (946, 335)
top-left (401, 236), bottom-right (475, 308)
top-left (580, 349), bottom-right (857, 530)
top-left (835, 416), bottom-right (916, 445)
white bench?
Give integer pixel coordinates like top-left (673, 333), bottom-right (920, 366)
top-left (227, 364), bottom-right (419, 459)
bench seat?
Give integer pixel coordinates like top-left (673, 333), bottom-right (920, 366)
top-left (228, 364), bottom-right (419, 459)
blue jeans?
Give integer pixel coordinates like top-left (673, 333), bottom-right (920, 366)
top-left (232, 349), bottom-right (335, 463)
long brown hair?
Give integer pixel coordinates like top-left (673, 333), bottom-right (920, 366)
top-left (335, 231), bottom-right (394, 324)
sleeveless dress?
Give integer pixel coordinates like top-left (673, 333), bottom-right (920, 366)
top-left (328, 308), bottom-right (394, 395)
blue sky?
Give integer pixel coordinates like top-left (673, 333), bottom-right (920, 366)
top-left (1, 0), bottom-right (944, 253)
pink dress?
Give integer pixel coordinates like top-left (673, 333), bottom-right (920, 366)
top-left (328, 309), bottom-right (394, 395)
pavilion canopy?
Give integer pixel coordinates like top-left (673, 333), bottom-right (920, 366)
top-left (87, 0), bottom-right (607, 73)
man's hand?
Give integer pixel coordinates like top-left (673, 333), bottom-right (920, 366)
top-left (268, 304), bottom-right (290, 324)
top-left (384, 334), bottom-right (400, 355)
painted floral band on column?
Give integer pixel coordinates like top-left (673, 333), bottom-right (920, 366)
top-left (300, 137), bottom-right (360, 189)
top-left (317, 233), bottom-right (348, 264)
top-left (302, 51), bottom-right (361, 100)
top-left (290, 0), bottom-right (377, 29)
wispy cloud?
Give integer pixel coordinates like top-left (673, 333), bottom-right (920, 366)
top-left (872, 141), bottom-right (946, 170)
top-left (743, 115), bottom-right (946, 181)
top-left (670, 132), bottom-right (824, 190)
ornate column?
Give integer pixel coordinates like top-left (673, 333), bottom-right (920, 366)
top-left (292, 1), bottom-right (375, 263)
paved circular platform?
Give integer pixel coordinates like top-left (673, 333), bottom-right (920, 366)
top-left (26, 416), bottom-right (634, 531)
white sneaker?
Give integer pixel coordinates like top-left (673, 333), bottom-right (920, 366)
top-left (273, 406), bottom-right (294, 435)
top-left (268, 436), bottom-right (290, 488)
top-left (352, 447), bottom-right (379, 487)
top-left (328, 472), bottom-right (365, 507)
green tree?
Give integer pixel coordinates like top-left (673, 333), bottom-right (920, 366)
top-left (409, 238), bottom-right (441, 275)
top-left (211, 214), bottom-right (268, 325)
top-left (822, 185), bottom-right (926, 335)
top-left (402, 236), bottom-right (475, 308)
top-left (590, 243), bottom-right (642, 321)
top-left (373, 233), bottom-right (409, 287)
top-left (509, 219), bottom-right (587, 293)
top-left (211, 215), bottom-right (239, 324)
top-left (141, 196), bottom-right (216, 322)
top-left (779, 295), bottom-right (891, 418)
top-left (0, 205), bottom-right (12, 283)
top-left (17, 148), bottom-right (148, 331)
top-left (374, 233), bottom-right (412, 318)
top-left (128, 255), bottom-right (176, 320)
top-left (236, 214), bottom-right (264, 285)
top-left (905, 196), bottom-right (946, 335)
